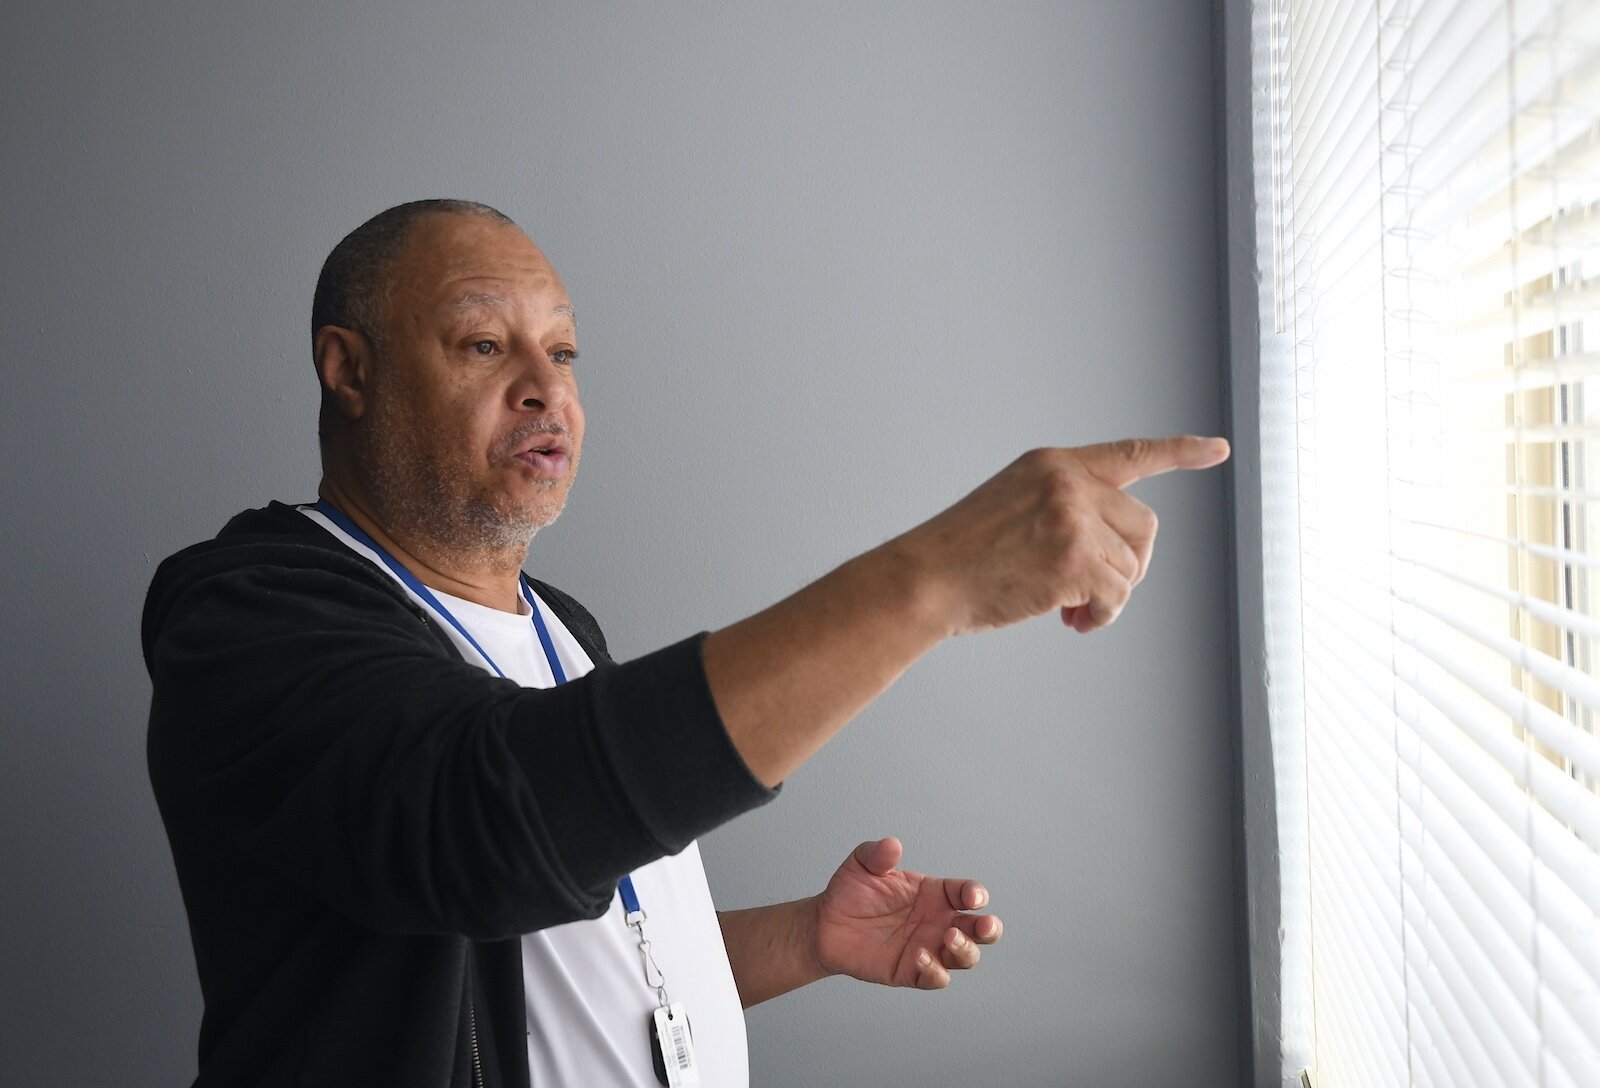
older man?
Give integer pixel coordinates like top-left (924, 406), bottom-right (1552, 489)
top-left (144, 199), bottom-right (1228, 1087)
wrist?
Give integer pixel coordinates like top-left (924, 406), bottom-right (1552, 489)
top-left (857, 533), bottom-right (961, 644)
top-left (797, 894), bottom-right (833, 981)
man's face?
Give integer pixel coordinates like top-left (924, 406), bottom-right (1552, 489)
top-left (352, 214), bottom-right (584, 558)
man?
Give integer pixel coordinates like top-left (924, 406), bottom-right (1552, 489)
top-left (144, 199), bottom-right (1229, 1087)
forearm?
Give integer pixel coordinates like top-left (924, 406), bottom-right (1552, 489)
top-left (701, 539), bottom-right (951, 788)
top-left (702, 437), bottom-right (1231, 786)
top-left (717, 898), bottom-right (831, 1008)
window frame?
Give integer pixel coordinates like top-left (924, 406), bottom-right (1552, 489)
top-left (1219, 0), bottom-right (1303, 1084)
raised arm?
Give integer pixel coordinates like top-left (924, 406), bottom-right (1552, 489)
top-left (702, 435), bottom-right (1230, 786)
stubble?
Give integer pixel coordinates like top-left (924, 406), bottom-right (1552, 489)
top-left (352, 385), bottom-right (574, 572)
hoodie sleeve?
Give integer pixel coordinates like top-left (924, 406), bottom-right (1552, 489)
top-left (144, 547), bottom-right (775, 940)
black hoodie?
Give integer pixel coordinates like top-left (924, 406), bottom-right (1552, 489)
top-left (143, 502), bottom-right (774, 1087)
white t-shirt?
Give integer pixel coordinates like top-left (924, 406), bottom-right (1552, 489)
top-left (302, 508), bottom-right (749, 1087)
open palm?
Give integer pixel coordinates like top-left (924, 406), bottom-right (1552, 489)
top-left (814, 837), bottom-right (1003, 990)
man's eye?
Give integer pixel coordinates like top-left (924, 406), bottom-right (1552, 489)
top-left (551, 349), bottom-right (579, 365)
top-left (472, 340), bottom-right (498, 356)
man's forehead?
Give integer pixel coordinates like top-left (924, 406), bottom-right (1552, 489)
top-left (396, 216), bottom-right (566, 296)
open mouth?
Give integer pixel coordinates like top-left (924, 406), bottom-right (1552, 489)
top-left (523, 437), bottom-right (568, 457)
top-left (515, 441), bottom-right (570, 475)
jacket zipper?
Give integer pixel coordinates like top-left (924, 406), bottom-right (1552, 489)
top-left (469, 997), bottom-right (485, 1088)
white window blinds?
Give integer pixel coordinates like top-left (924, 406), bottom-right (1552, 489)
top-left (1262, 0), bottom-right (1600, 1085)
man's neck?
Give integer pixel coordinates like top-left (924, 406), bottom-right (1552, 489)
top-left (316, 479), bottom-right (529, 614)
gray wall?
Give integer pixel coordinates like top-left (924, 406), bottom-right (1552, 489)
top-left (0, 3), bottom-right (1239, 1085)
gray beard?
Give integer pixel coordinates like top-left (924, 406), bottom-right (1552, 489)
top-left (367, 464), bottom-right (544, 572)
top-left (352, 412), bottom-right (568, 573)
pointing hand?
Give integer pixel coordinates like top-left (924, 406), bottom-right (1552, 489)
top-left (895, 436), bottom-right (1230, 635)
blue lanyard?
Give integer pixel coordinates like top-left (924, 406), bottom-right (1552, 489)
top-left (312, 500), bottom-right (635, 908)
top-left (313, 499), bottom-right (567, 683)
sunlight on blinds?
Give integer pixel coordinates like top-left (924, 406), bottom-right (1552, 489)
top-left (1270, 0), bottom-right (1600, 1084)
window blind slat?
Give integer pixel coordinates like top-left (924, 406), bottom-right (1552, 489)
top-left (1300, 596), bottom-right (1600, 925)
top-left (1397, 716), bottom-right (1600, 987)
top-left (1305, 814), bottom-right (1411, 1044)
top-left (1393, 670), bottom-right (1600, 996)
top-left (1302, 627), bottom-right (1539, 890)
top-left (1460, 280), bottom-right (1600, 341)
top-left (1533, 862), bottom-right (1600, 992)
top-left (1392, 551), bottom-right (1600, 641)
top-left (1404, 963), bottom-right (1505, 1088)
top-left (1301, 580), bottom-right (1600, 831)
top-left (1538, 976), bottom-right (1600, 1082)
top-left (1395, 522), bottom-right (1600, 573)
top-left (1291, 0), bottom-right (1375, 157)
top-left (1444, 351), bottom-right (1600, 399)
top-left (1309, 873), bottom-right (1410, 1072)
top-left (1404, 798), bottom-right (1542, 1015)
top-left (1407, 799), bottom-right (1600, 1073)
top-left (1386, 10), bottom-right (1600, 213)
top-left (1421, 481), bottom-right (1600, 507)
top-left (1396, 590), bottom-right (1600, 777)
top-left (1408, 1012), bottom-right (1462, 1088)
top-left (1403, 908), bottom-right (1539, 1084)
top-left (1400, 751), bottom-right (1542, 979)
top-left (1546, 1049), bottom-right (1587, 1088)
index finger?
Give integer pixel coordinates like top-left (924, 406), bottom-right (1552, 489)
top-left (1075, 435), bottom-right (1230, 489)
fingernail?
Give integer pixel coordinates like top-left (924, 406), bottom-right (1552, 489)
top-left (918, 950), bottom-right (932, 967)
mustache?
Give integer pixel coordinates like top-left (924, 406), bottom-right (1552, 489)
top-left (493, 420), bottom-right (571, 459)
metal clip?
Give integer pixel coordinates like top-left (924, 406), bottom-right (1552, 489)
top-left (627, 911), bottom-right (671, 1007)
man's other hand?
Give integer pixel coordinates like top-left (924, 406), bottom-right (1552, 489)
top-left (813, 837), bottom-right (1002, 991)
top-left (896, 435), bottom-right (1231, 635)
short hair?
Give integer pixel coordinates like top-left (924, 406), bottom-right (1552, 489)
top-left (312, 200), bottom-right (515, 449)
top-left (311, 198), bottom-right (515, 349)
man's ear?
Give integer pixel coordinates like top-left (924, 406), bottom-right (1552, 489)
top-left (313, 326), bottom-right (372, 422)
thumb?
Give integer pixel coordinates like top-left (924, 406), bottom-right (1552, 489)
top-left (852, 837), bottom-right (903, 876)
top-left (1077, 435), bottom-right (1230, 489)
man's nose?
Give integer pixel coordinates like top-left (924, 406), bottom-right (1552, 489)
top-left (509, 349), bottom-right (570, 413)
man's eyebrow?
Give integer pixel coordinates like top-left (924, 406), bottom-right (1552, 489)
top-left (450, 291), bottom-right (510, 310)
top-left (448, 295), bottom-right (575, 326)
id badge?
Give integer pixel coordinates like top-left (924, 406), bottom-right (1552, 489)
top-left (649, 1002), bottom-right (700, 1088)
